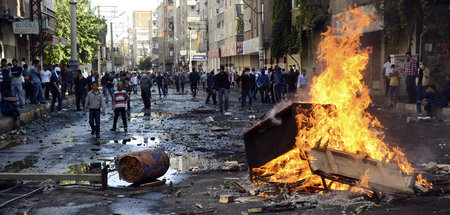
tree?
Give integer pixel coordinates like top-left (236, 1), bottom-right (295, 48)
top-left (138, 56), bottom-right (152, 71)
top-left (270, 0), bottom-right (292, 60)
top-left (372, 0), bottom-right (450, 51)
top-left (44, 0), bottom-right (106, 65)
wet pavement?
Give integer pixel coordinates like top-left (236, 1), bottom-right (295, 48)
top-left (0, 87), bottom-right (449, 214)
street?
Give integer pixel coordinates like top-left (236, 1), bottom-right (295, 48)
top-left (0, 86), bottom-right (448, 214)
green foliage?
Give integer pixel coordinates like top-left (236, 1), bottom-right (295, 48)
top-left (294, 0), bottom-right (329, 57)
top-left (372, 0), bottom-right (450, 50)
top-left (270, 0), bottom-right (292, 59)
top-left (44, 0), bottom-right (106, 65)
top-left (138, 56), bottom-right (152, 71)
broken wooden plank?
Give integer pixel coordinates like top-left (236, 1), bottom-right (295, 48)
top-left (0, 173), bottom-right (103, 182)
top-left (219, 195), bottom-right (234, 203)
top-left (325, 149), bottom-right (338, 172)
top-left (306, 148), bottom-right (413, 194)
top-left (0, 186), bottom-right (44, 208)
top-left (232, 182), bottom-right (246, 193)
top-left (140, 179), bottom-right (166, 187)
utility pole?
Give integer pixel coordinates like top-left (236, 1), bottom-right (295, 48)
top-left (189, 28), bottom-right (192, 73)
top-left (111, 22), bottom-right (115, 72)
top-left (257, 0), bottom-right (264, 69)
top-left (162, 0), bottom-right (167, 73)
top-left (69, 0), bottom-right (79, 70)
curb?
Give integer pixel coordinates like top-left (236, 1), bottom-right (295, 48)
top-left (396, 102), bottom-right (450, 119)
top-left (0, 97), bottom-right (76, 134)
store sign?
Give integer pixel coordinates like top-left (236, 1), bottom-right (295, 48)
top-left (192, 55), bottom-right (207, 61)
top-left (13, 21), bottom-right (39, 35)
top-left (208, 49), bottom-right (221, 59)
top-left (220, 43), bottom-right (237, 57)
top-left (243, 37), bottom-right (259, 55)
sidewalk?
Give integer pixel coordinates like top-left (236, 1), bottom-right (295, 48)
top-left (0, 96), bottom-right (76, 134)
top-left (396, 102), bottom-right (450, 119)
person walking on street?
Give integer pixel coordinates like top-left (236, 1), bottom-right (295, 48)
top-left (60, 64), bottom-right (69, 99)
top-left (124, 78), bottom-right (132, 111)
top-left (201, 72), bottom-right (207, 90)
top-left (189, 68), bottom-right (200, 98)
top-left (286, 68), bottom-right (297, 99)
top-left (405, 52), bottom-right (417, 103)
top-left (67, 67), bottom-right (74, 95)
top-left (111, 83), bottom-right (129, 132)
top-left (50, 67), bottom-right (62, 112)
top-left (205, 71), bottom-right (216, 105)
top-left (100, 73), bottom-right (109, 103)
top-left (298, 70), bottom-right (310, 89)
top-left (156, 73), bottom-right (165, 97)
top-left (174, 73), bottom-right (180, 92)
top-left (84, 82), bottom-right (105, 138)
top-left (140, 73), bottom-right (152, 109)
top-left (30, 60), bottom-right (45, 105)
top-left (106, 72), bottom-right (116, 102)
top-left (214, 66), bottom-right (230, 113)
top-left (72, 70), bottom-right (88, 114)
top-left (163, 72), bottom-right (169, 97)
top-left (10, 59), bottom-right (25, 108)
top-left (180, 72), bottom-right (187, 93)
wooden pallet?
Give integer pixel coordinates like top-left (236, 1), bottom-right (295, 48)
top-left (306, 147), bottom-right (414, 195)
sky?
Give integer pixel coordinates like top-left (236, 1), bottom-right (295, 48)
top-left (90, 0), bottom-right (162, 41)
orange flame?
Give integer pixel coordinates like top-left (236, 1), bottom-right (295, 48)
top-left (415, 174), bottom-right (433, 189)
top-left (252, 6), bottom-right (426, 191)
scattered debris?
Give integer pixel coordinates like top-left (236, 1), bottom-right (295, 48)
top-left (144, 124), bottom-right (150, 129)
top-left (248, 115), bottom-right (256, 119)
top-left (234, 196), bottom-right (266, 203)
top-left (194, 107), bottom-right (216, 114)
top-left (117, 194), bottom-right (125, 198)
top-left (232, 182), bottom-right (246, 193)
top-left (140, 179), bottom-right (166, 187)
top-left (200, 116), bottom-right (214, 124)
top-left (219, 195), bottom-right (234, 203)
top-left (437, 164), bottom-right (450, 172)
top-left (424, 161), bottom-right (438, 172)
top-left (223, 112), bottom-right (232, 116)
top-left (118, 149), bottom-right (170, 183)
top-left (58, 155), bottom-right (64, 159)
top-left (211, 126), bottom-right (231, 132)
top-left (195, 203), bottom-right (203, 209)
top-left (175, 191), bottom-right (182, 198)
top-left (159, 133), bottom-right (172, 141)
top-left (222, 161), bottom-right (239, 171)
top-left (65, 124), bottom-right (71, 128)
top-left (189, 130), bottom-right (199, 136)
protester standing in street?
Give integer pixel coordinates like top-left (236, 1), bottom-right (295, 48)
top-left (180, 71), bottom-right (187, 93)
top-left (41, 65), bottom-right (52, 100)
top-left (22, 64), bottom-right (33, 104)
top-left (156, 73), bottom-right (165, 98)
top-left (383, 56), bottom-right (392, 96)
top-left (405, 52), bottom-right (417, 103)
top-left (140, 72), bottom-right (152, 109)
top-left (257, 70), bottom-right (270, 103)
top-left (189, 68), bottom-right (200, 98)
top-left (214, 66), bottom-right (230, 113)
top-left (273, 67), bottom-right (283, 103)
top-left (50, 67), bottom-right (62, 112)
top-left (131, 73), bottom-right (138, 94)
top-left (298, 70), bottom-right (310, 89)
top-left (416, 61), bottom-right (430, 101)
top-left (240, 68), bottom-right (253, 110)
top-left (111, 83), bottom-right (129, 132)
top-left (30, 60), bottom-right (45, 105)
top-left (205, 71), bottom-right (217, 105)
top-left (286, 68), bottom-right (297, 99)
top-left (60, 64), bottom-right (69, 99)
top-left (72, 70), bottom-right (88, 114)
top-left (10, 59), bottom-right (24, 108)
top-left (1, 59), bottom-right (11, 98)
top-left (388, 65), bottom-right (400, 107)
top-left (84, 82), bottom-right (105, 138)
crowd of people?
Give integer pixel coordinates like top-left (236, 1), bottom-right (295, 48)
top-left (383, 52), bottom-right (450, 119)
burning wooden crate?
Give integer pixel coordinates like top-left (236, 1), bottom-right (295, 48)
top-left (244, 103), bottom-right (415, 195)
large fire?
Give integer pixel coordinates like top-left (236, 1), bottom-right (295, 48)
top-left (253, 7), bottom-right (430, 191)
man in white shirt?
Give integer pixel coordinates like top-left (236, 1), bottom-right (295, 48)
top-left (383, 56), bottom-right (392, 96)
top-left (131, 73), bottom-right (138, 94)
top-left (41, 65), bottom-right (52, 100)
top-left (298, 69), bottom-right (310, 89)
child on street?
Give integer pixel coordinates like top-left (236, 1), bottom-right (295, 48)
top-left (84, 82), bottom-right (105, 138)
top-left (111, 83), bottom-right (129, 132)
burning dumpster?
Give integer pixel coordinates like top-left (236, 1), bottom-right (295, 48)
top-left (118, 149), bottom-right (170, 183)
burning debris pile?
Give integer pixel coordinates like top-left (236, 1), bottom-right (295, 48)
top-left (244, 7), bottom-right (433, 199)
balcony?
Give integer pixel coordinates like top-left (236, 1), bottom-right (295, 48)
top-left (187, 0), bottom-right (197, 6)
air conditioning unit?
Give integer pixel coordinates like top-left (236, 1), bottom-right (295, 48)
top-left (42, 17), bottom-right (55, 31)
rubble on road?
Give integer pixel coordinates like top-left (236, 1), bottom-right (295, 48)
top-left (211, 126), bottom-right (231, 132)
